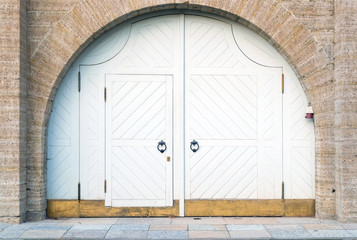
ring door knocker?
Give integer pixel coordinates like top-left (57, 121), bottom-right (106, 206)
top-left (157, 140), bottom-right (167, 153)
top-left (190, 140), bottom-right (199, 152)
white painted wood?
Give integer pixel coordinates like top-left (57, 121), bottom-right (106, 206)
top-left (231, 20), bottom-right (315, 199)
top-left (105, 75), bottom-right (173, 207)
top-left (184, 15), bottom-right (283, 200)
top-left (79, 68), bottom-right (105, 200)
top-left (47, 13), bottom-right (315, 208)
top-left (47, 67), bottom-right (79, 199)
top-left (178, 14), bottom-right (185, 216)
top-left (283, 71), bottom-right (315, 199)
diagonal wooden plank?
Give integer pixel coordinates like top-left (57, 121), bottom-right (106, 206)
top-left (114, 147), bottom-right (165, 199)
top-left (191, 79), bottom-right (250, 139)
top-left (112, 82), bottom-right (164, 137)
top-left (120, 93), bottom-right (165, 139)
top-left (112, 148), bottom-right (159, 199)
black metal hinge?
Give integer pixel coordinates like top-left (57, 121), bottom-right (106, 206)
top-left (78, 182), bottom-right (81, 200)
top-left (282, 181), bottom-right (285, 199)
top-left (104, 87), bottom-right (107, 102)
top-left (104, 180), bottom-right (107, 193)
top-left (78, 71), bottom-right (81, 92)
top-left (282, 73), bottom-right (284, 94)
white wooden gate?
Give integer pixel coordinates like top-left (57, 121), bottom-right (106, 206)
top-left (105, 75), bottom-right (173, 207)
top-left (47, 14), bottom-right (315, 213)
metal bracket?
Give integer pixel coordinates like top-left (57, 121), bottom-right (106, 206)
top-left (78, 72), bottom-right (81, 92)
top-left (104, 87), bottom-right (107, 102)
top-left (282, 181), bottom-right (285, 199)
top-left (282, 73), bottom-right (284, 94)
top-left (78, 182), bottom-right (81, 201)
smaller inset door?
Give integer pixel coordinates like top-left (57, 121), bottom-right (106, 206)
top-left (105, 74), bottom-right (173, 207)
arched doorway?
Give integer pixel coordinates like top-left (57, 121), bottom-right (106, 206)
top-left (46, 13), bottom-right (315, 217)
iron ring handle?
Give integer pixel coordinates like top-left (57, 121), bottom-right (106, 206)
top-left (190, 140), bottom-right (199, 152)
top-left (157, 140), bottom-right (167, 153)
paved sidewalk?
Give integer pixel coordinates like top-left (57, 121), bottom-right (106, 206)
top-left (1, 217), bottom-right (357, 239)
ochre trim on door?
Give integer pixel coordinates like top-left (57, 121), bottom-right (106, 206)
top-left (47, 200), bottom-right (79, 218)
top-left (185, 200), bottom-right (283, 216)
top-left (283, 199), bottom-right (315, 217)
top-left (47, 200), bottom-right (179, 218)
top-left (185, 200), bottom-right (314, 217)
top-left (47, 199), bottom-right (314, 218)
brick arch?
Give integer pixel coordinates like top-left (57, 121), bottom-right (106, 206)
top-left (27, 0), bottom-right (334, 220)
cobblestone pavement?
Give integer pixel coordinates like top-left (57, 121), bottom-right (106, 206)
top-left (1, 217), bottom-right (357, 239)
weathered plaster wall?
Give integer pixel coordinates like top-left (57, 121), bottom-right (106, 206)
top-left (0, 0), bottom-right (27, 223)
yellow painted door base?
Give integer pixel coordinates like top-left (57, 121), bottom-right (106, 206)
top-left (47, 199), bottom-right (314, 218)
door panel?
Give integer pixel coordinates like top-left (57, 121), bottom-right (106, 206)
top-left (79, 70), bottom-right (105, 200)
top-left (47, 68), bottom-right (79, 199)
top-left (105, 74), bottom-right (173, 207)
top-left (185, 15), bottom-right (283, 200)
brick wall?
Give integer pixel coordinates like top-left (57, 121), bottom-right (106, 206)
top-left (0, 0), bottom-right (27, 223)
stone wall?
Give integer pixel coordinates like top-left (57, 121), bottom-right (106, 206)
top-left (0, 0), bottom-right (27, 223)
top-left (334, 0), bottom-right (357, 222)
top-left (0, 0), bottom-right (356, 223)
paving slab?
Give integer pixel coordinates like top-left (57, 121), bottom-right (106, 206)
top-left (0, 223), bottom-right (10, 232)
top-left (319, 219), bottom-right (340, 224)
top-left (110, 224), bottom-right (149, 230)
top-left (266, 225), bottom-right (312, 239)
top-left (265, 224), bottom-right (304, 230)
top-left (63, 218), bottom-right (119, 225)
top-left (189, 224), bottom-right (226, 231)
top-left (302, 223), bottom-right (344, 230)
top-left (70, 224), bottom-right (111, 231)
top-left (172, 217), bottom-right (225, 225)
top-left (225, 217), bottom-right (280, 225)
top-left (147, 230), bottom-right (189, 239)
top-left (189, 230), bottom-right (230, 238)
top-left (276, 217), bottom-right (320, 224)
top-left (347, 229), bottom-right (357, 237)
top-left (25, 219), bottom-right (64, 225)
top-left (308, 229), bottom-right (353, 238)
top-left (150, 224), bottom-right (187, 230)
top-left (229, 230), bottom-right (272, 239)
top-left (105, 230), bottom-right (148, 239)
top-left (342, 223), bottom-right (357, 230)
top-left (227, 224), bottom-right (265, 231)
top-left (20, 229), bottom-right (67, 239)
top-left (116, 217), bottom-right (172, 225)
top-left (29, 224), bottom-right (71, 231)
top-left (0, 224), bottom-right (31, 238)
top-left (63, 229), bottom-right (109, 239)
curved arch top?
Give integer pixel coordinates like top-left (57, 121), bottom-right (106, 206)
top-left (30, 1), bottom-right (329, 104)
top-left (46, 13), bottom-right (315, 217)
